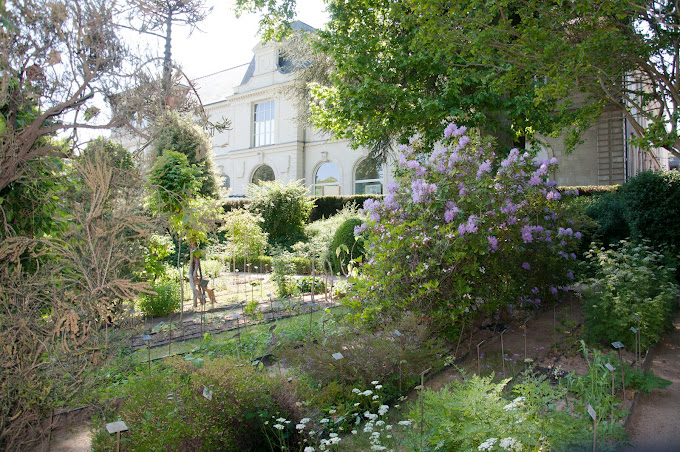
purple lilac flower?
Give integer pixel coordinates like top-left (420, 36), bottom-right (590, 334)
top-left (574, 231), bottom-right (582, 239)
top-left (487, 236), bottom-right (499, 251)
top-left (532, 287), bottom-right (539, 295)
top-left (363, 198), bottom-right (382, 212)
top-left (398, 154), bottom-right (408, 167)
top-left (458, 182), bottom-right (466, 197)
top-left (459, 135), bottom-right (470, 146)
top-left (536, 164), bottom-right (549, 177)
top-left (522, 262), bottom-right (531, 270)
top-left (354, 223), bottom-right (368, 235)
top-left (477, 160), bottom-right (492, 179)
top-left (550, 157), bottom-right (559, 165)
top-left (529, 175), bottom-right (542, 186)
top-left (387, 182), bottom-right (399, 193)
top-left (457, 223), bottom-right (467, 235)
top-left (550, 287), bottom-right (558, 296)
top-left (444, 123), bottom-right (458, 138)
top-left (566, 271), bottom-right (574, 280)
top-left (465, 215), bottom-right (478, 233)
top-left (546, 191), bottom-right (561, 201)
top-left (521, 225), bottom-right (534, 243)
top-left (406, 160), bottom-right (420, 170)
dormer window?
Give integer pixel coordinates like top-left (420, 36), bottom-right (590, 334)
top-left (253, 100), bottom-right (275, 147)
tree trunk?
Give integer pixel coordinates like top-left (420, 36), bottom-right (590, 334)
top-left (162, 10), bottom-right (173, 103)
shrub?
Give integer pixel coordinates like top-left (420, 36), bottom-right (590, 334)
top-left (558, 185), bottom-right (620, 197)
top-left (412, 373), bottom-right (619, 451)
top-left (295, 275), bottom-right (326, 294)
top-left (141, 234), bottom-right (176, 280)
top-left (247, 180), bottom-right (314, 247)
top-left (583, 240), bottom-right (679, 350)
top-left (137, 278), bottom-right (181, 318)
top-left (310, 195), bottom-right (384, 221)
top-left (620, 170), bottom-right (680, 250)
top-left (91, 357), bottom-right (303, 451)
top-left (584, 191), bottom-right (630, 246)
top-left (278, 314), bottom-right (445, 400)
top-left (328, 218), bottom-right (366, 273)
top-left (349, 123), bottom-right (581, 330)
top-left (219, 209), bottom-right (268, 259)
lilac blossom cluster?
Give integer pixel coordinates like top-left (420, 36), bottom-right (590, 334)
top-left (353, 123), bottom-right (582, 320)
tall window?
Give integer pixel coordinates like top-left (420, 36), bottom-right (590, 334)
top-left (251, 165), bottom-right (275, 184)
top-left (253, 100), bottom-right (275, 147)
top-left (354, 159), bottom-right (383, 194)
top-left (223, 175), bottom-right (230, 191)
top-left (313, 162), bottom-right (341, 196)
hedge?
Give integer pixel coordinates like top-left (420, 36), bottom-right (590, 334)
top-left (309, 195), bottom-right (384, 221)
top-left (558, 185), bottom-right (621, 197)
top-left (224, 194), bottom-right (384, 221)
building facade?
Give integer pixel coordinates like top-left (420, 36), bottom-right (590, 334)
top-left (198, 23), bottom-right (393, 198)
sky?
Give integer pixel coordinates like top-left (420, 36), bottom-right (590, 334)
top-left (170, 0), bottom-right (329, 79)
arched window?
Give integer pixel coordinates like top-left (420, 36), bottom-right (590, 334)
top-left (313, 162), bottom-right (341, 196)
top-left (223, 174), bottom-right (231, 190)
top-left (251, 165), bottom-right (275, 184)
top-left (354, 159), bottom-right (383, 194)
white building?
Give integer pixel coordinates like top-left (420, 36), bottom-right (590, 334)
top-left (197, 22), bottom-right (393, 198)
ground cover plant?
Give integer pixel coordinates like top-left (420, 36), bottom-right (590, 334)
top-left (582, 240), bottom-right (679, 350)
top-left (348, 123), bottom-right (582, 332)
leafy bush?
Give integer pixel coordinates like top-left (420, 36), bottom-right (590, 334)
top-left (349, 123), bottom-right (581, 330)
top-left (328, 218), bottom-right (366, 273)
top-left (584, 191), bottom-right (630, 246)
top-left (310, 195), bottom-right (383, 221)
top-left (620, 170), bottom-right (680, 250)
top-left (219, 209), bottom-right (268, 260)
top-left (247, 180), bottom-right (314, 247)
top-left (91, 357), bottom-right (303, 451)
top-left (295, 275), bottom-right (326, 293)
top-left (583, 240), bottom-right (679, 350)
top-left (278, 314), bottom-right (445, 399)
top-left (413, 373), bottom-right (617, 451)
top-left (558, 185), bottom-right (620, 197)
top-left (137, 278), bottom-right (181, 318)
top-left (141, 234), bottom-right (176, 280)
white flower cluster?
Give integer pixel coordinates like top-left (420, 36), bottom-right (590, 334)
top-left (478, 437), bottom-right (497, 451)
top-left (499, 437), bottom-right (521, 451)
top-left (503, 396), bottom-right (526, 411)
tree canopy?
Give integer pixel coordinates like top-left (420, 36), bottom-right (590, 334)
top-left (266, 0), bottom-right (680, 160)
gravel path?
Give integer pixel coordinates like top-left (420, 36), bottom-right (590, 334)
top-left (618, 311), bottom-right (680, 452)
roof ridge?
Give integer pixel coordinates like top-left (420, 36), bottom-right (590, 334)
top-left (194, 62), bottom-right (251, 81)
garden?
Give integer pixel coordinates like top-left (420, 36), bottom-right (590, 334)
top-left (2, 121), bottom-right (679, 452)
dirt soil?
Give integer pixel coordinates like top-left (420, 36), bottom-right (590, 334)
top-left (617, 311), bottom-right (680, 452)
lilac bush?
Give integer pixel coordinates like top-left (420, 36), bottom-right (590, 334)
top-left (346, 124), bottom-right (581, 330)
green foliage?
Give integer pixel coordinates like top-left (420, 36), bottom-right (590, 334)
top-left (413, 373), bottom-right (598, 452)
top-left (271, 250), bottom-right (297, 297)
top-left (153, 111), bottom-right (221, 199)
top-left (620, 170), bottom-right (680, 251)
top-left (219, 209), bottom-right (268, 260)
top-left (558, 185), bottom-right (620, 197)
top-left (91, 357), bottom-right (302, 451)
top-left (328, 217), bottom-right (365, 273)
top-left (247, 179), bottom-right (314, 247)
top-left (624, 368), bottom-right (672, 395)
top-left (348, 125), bottom-right (580, 330)
top-left (585, 191), bottom-right (630, 246)
top-left (583, 241), bottom-right (679, 350)
top-left (294, 275), bottom-right (325, 293)
top-left (310, 195), bottom-right (383, 221)
top-left (141, 234), bottom-right (175, 280)
top-left (148, 150), bottom-right (201, 214)
top-left (137, 277), bottom-right (181, 318)
top-left (278, 314), bottom-right (444, 400)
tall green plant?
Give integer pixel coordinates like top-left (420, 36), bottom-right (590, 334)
top-left (247, 180), bottom-right (314, 247)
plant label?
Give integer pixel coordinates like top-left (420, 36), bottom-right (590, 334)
top-left (393, 329), bottom-right (402, 337)
top-left (106, 421), bottom-right (129, 434)
top-left (605, 363), bottom-right (615, 372)
top-left (611, 341), bottom-right (624, 349)
top-left (142, 334), bottom-right (152, 342)
top-left (203, 386), bottom-right (213, 400)
top-left (633, 314), bottom-right (640, 322)
top-left (630, 327), bottom-right (638, 334)
top-left (232, 314), bottom-right (240, 320)
top-left (332, 352), bottom-right (344, 360)
top-left (587, 404), bottom-right (597, 421)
